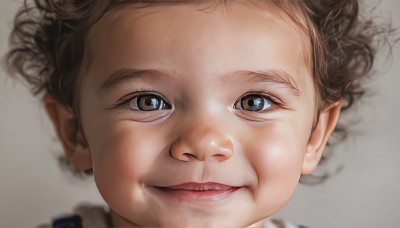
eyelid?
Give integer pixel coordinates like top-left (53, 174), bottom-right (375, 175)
top-left (108, 90), bottom-right (171, 109)
top-left (236, 90), bottom-right (284, 106)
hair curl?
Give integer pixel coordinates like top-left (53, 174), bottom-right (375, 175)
top-left (5, 0), bottom-right (392, 182)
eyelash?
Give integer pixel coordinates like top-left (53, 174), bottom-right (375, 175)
top-left (111, 88), bottom-right (163, 108)
top-left (240, 90), bottom-right (283, 104)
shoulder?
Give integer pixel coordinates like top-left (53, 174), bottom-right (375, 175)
top-left (37, 203), bottom-right (111, 228)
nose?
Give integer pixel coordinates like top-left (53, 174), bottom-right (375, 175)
top-left (169, 125), bottom-right (234, 162)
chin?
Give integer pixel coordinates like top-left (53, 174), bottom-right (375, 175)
top-left (157, 214), bottom-right (247, 228)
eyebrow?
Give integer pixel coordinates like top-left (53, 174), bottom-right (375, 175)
top-left (100, 68), bottom-right (301, 96)
top-left (217, 70), bottom-right (301, 96)
top-left (99, 68), bottom-right (171, 92)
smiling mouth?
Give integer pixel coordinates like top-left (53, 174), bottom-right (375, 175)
top-left (152, 182), bottom-right (241, 202)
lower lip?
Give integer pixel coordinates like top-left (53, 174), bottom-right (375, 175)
top-left (151, 186), bottom-right (240, 203)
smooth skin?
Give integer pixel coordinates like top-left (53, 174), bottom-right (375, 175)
top-left (44, 2), bottom-right (341, 227)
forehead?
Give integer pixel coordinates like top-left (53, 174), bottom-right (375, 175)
top-left (84, 1), bottom-right (313, 96)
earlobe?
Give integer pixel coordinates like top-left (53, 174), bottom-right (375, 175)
top-left (43, 94), bottom-right (92, 171)
top-left (302, 101), bottom-right (342, 174)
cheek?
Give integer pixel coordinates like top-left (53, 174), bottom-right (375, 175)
top-left (88, 122), bottom-right (166, 205)
top-left (241, 122), bottom-right (309, 211)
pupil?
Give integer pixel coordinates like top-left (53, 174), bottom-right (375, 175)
top-left (243, 96), bottom-right (263, 111)
top-left (140, 96), bottom-right (160, 110)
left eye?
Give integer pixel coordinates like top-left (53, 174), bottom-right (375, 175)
top-left (234, 94), bottom-right (272, 112)
top-left (129, 94), bottom-right (171, 111)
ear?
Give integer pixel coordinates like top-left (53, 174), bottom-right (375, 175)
top-left (43, 94), bottom-right (92, 171)
top-left (302, 101), bottom-right (342, 174)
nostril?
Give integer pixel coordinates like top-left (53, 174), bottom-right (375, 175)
top-left (212, 154), bottom-right (230, 162)
top-left (182, 153), bottom-right (199, 161)
top-left (169, 140), bottom-right (191, 161)
top-left (214, 145), bottom-right (234, 161)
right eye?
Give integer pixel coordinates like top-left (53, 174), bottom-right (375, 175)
top-left (129, 94), bottom-right (172, 111)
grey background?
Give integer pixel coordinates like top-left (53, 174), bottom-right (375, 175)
top-left (0, 0), bottom-right (399, 227)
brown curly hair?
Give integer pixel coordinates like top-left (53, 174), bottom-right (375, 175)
top-left (5, 0), bottom-right (390, 181)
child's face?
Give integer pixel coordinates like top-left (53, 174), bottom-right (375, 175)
top-left (68, 2), bottom-right (336, 227)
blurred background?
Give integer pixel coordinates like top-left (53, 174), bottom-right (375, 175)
top-left (0, 0), bottom-right (399, 227)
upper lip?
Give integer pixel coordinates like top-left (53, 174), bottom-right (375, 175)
top-left (157, 182), bottom-right (237, 191)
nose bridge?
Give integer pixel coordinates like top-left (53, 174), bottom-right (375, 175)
top-left (170, 115), bottom-right (234, 162)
